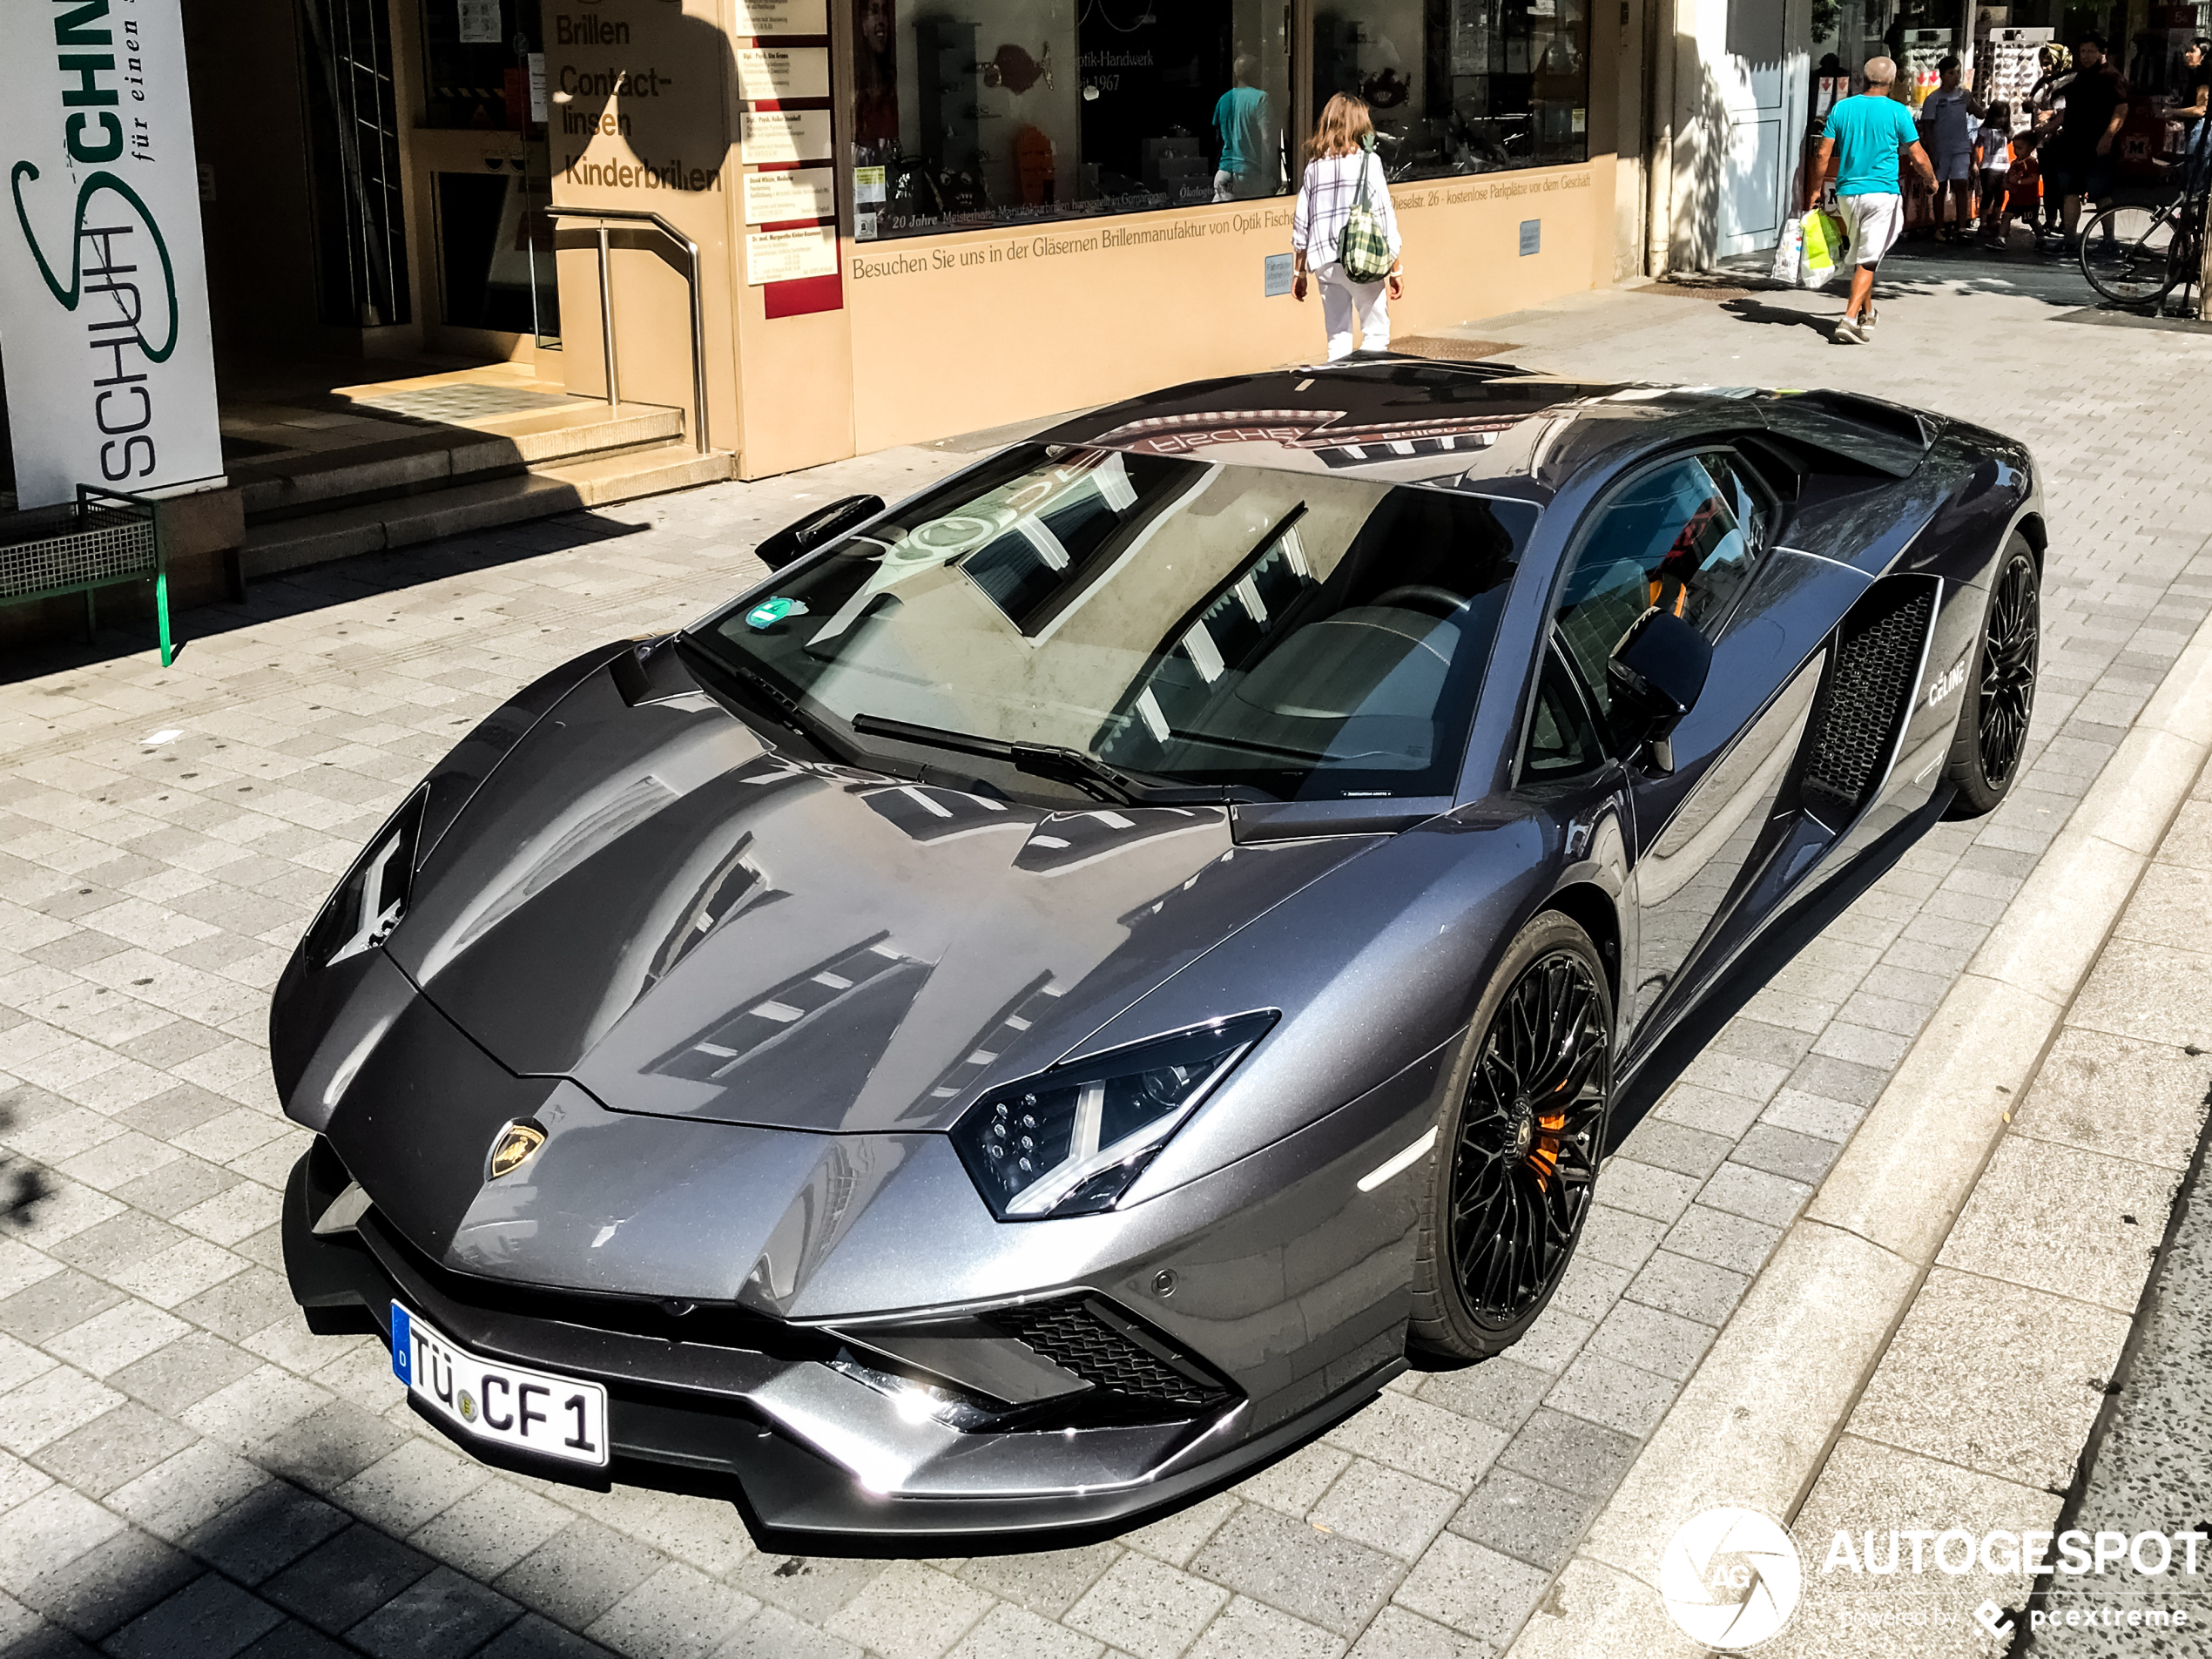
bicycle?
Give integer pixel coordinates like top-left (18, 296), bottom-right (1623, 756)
top-left (2078, 134), bottom-right (2211, 308)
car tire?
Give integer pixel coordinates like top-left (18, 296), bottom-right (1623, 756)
top-left (1942, 536), bottom-right (2040, 820)
top-left (1409, 909), bottom-right (1615, 1363)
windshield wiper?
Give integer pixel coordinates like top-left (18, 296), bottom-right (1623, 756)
top-left (675, 635), bottom-right (870, 766)
top-left (851, 713), bottom-right (1184, 806)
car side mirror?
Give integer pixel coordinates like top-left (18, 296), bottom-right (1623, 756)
top-left (756, 494), bottom-right (885, 572)
top-left (1606, 608), bottom-right (1711, 774)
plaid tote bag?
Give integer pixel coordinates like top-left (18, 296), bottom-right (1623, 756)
top-left (1339, 142), bottom-right (1394, 284)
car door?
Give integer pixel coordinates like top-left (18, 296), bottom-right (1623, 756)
top-left (1548, 448), bottom-right (1818, 1037)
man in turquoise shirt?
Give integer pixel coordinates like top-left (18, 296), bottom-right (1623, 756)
top-left (1213, 57), bottom-right (1275, 202)
top-left (1807, 56), bottom-right (1936, 344)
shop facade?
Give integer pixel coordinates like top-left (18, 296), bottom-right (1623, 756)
top-left (533, 0), bottom-right (1635, 477)
top-left (173, 0), bottom-right (1638, 479)
top-left (169, 0), bottom-right (1859, 483)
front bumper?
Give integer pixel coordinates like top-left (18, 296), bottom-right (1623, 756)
top-left (283, 1142), bottom-right (1394, 1541)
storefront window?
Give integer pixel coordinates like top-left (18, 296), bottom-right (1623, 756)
top-left (849, 0), bottom-right (1291, 240)
top-left (1311, 0), bottom-right (1589, 179)
top-left (421, 0), bottom-right (543, 131)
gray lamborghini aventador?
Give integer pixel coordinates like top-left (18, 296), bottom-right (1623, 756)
top-left (276, 360), bottom-right (2043, 1542)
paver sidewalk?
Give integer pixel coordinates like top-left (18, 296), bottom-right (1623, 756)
top-left (5, 251), bottom-right (2212, 1659)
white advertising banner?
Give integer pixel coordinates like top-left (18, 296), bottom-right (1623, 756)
top-left (0, 0), bottom-right (223, 509)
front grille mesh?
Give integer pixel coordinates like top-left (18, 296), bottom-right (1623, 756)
top-left (992, 1298), bottom-right (1224, 1406)
top-left (1802, 580), bottom-right (1935, 819)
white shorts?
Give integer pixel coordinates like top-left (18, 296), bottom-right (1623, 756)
top-left (1836, 192), bottom-right (1904, 266)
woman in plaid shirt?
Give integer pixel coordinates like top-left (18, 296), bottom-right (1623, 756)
top-left (1291, 94), bottom-right (1406, 360)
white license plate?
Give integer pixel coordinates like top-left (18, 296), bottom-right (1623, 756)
top-left (390, 1302), bottom-right (608, 1468)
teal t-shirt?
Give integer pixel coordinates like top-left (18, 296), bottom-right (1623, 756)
top-left (1824, 94), bottom-right (1922, 196)
top-left (1214, 85), bottom-right (1270, 176)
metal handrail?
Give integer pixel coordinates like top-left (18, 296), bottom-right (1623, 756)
top-left (548, 206), bottom-right (716, 456)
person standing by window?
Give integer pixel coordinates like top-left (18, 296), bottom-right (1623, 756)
top-left (2178, 37), bottom-right (2212, 119)
top-left (1212, 56), bottom-right (1276, 202)
top-left (1807, 56), bottom-right (1936, 344)
top-left (2043, 33), bottom-right (2130, 253)
top-left (1918, 56), bottom-right (1985, 240)
top-left (2025, 41), bottom-right (2073, 242)
top-left (1291, 96), bottom-right (1406, 361)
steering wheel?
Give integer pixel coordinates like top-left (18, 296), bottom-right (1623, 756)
top-left (1372, 584), bottom-right (1467, 617)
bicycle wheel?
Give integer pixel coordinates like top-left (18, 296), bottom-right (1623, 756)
top-left (2080, 205), bottom-right (2180, 307)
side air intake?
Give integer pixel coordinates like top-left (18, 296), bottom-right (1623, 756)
top-left (989, 1297), bottom-right (1231, 1410)
top-left (1800, 577), bottom-right (1937, 823)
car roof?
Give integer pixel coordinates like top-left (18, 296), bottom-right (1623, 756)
top-left (1035, 358), bottom-right (1936, 495)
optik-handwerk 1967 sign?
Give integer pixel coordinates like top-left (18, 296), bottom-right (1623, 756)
top-left (0, 0), bottom-right (221, 509)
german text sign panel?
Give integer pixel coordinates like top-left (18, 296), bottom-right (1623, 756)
top-left (747, 225), bottom-right (837, 284)
top-left (736, 47), bottom-right (830, 102)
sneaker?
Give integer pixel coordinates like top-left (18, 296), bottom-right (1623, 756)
top-left (1862, 303), bottom-right (1878, 333)
top-left (1834, 316), bottom-right (1868, 344)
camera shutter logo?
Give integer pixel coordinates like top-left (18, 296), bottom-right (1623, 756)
top-left (1658, 1506), bottom-right (1804, 1649)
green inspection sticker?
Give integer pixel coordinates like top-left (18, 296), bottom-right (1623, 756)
top-left (745, 597), bottom-right (809, 630)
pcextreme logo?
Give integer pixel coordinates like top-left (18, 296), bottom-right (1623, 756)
top-left (1659, 1507), bottom-right (1805, 1649)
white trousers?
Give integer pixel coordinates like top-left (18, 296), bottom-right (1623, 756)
top-left (1316, 260), bottom-right (1390, 360)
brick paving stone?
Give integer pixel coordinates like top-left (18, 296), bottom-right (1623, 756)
top-left (819, 1561), bottom-right (994, 1659)
top-left (1310, 1459), bottom-right (1463, 1563)
top-left (1447, 1467), bottom-right (1607, 1573)
top-left (945, 1601), bottom-right (1107, 1659)
top-left (956, 1544), bottom-right (1123, 1620)
top-left (1062, 1552), bottom-right (1229, 1659)
top-left (1393, 1531), bottom-right (1551, 1648)
top-left (1541, 1350), bottom-right (1681, 1437)
top-left (185, 1480), bottom-right (351, 1586)
top-left (4, 261), bottom-right (2210, 1658)
top-left (263, 1524), bottom-right (434, 1634)
top-left (105, 1572), bottom-right (284, 1659)
top-left (16, 1525), bottom-right (199, 1640)
top-left (347, 1564), bottom-right (521, 1659)
top-left (1185, 1594), bottom-right (1342, 1659)
top-left (1189, 1501), bottom-right (1399, 1635)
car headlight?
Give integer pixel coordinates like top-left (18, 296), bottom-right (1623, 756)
top-left (301, 785), bottom-right (428, 970)
top-left (952, 1013), bottom-right (1277, 1220)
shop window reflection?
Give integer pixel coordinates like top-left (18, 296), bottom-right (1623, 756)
top-left (1311, 0), bottom-right (1588, 181)
top-left (849, 0), bottom-right (1291, 240)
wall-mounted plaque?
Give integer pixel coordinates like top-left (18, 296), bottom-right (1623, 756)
top-left (747, 225), bottom-right (839, 285)
top-left (736, 46), bottom-right (831, 101)
top-left (741, 109), bottom-right (833, 162)
top-left (733, 0), bottom-right (830, 34)
top-left (745, 168), bottom-right (835, 224)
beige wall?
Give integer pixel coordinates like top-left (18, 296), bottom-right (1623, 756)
top-left (543, 0), bottom-right (1628, 481)
top-left (844, 161), bottom-right (1614, 457)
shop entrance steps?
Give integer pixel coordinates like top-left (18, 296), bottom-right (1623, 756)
top-left (236, 395), bottom-right (733, 581)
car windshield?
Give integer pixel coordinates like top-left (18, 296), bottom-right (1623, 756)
top-left (686, 444), bottom-right (1533, 801)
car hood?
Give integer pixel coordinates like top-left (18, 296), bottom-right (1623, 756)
top-left (388, 664), bottom-right (1381, 1135)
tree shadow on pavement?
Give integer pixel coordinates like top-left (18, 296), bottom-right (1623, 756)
top-left (0, 509), bottom-right (655, 689)
top-left (6, 1412), bottom-right (625, 1658)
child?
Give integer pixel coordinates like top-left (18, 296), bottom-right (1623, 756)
top-left (1996, 118), bottom-right (2048, 247)
top-left (1975, 102), bottom-right (2013, 244)
top-left (1919, 56), bottom-right (1985, 240)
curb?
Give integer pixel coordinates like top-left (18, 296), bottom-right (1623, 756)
top-left (1507, 602), bottom-right (2212, 1656)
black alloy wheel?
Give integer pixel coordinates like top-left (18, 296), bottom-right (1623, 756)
top-left (1412, 912), bottom-right (1614, 1360)
top-left (1945, 536), bottom-right (2040, 819)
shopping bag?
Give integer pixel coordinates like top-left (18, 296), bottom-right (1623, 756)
top-left (1769, 215), bottom-right (1804, 286)
top-left (1339, 141), bottom-right (1395, 284)
top-left (1799, 209), bottom-right (1849, 290)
